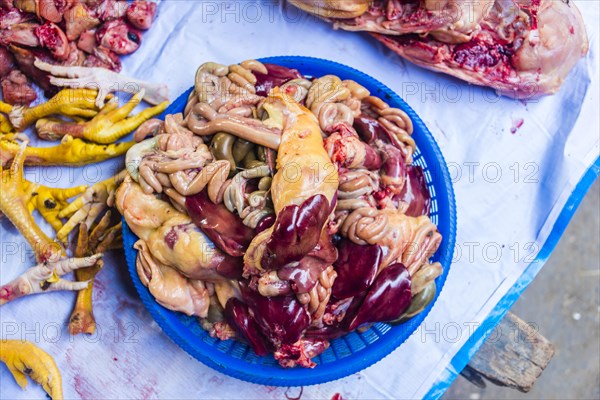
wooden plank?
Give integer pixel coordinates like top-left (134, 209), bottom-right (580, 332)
top-left (461, 312), bottom-right (555, 392)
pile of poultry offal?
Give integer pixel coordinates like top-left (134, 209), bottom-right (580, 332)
top-left (0, 2), bottom-right (165, 398)
top-left (1, 0), bottom-right (157, 106)
top-left (289, 0), bottom-right (588, 97)
top-left (118, 60), bottom-right (444, 368)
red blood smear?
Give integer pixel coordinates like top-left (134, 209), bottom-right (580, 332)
top-left (510, 118), bottom-right (524, 134)
top-left (164, 227), bottom-right (178, 249)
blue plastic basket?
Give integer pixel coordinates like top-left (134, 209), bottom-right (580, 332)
top-left (122, 56), bottom-right (457, 386)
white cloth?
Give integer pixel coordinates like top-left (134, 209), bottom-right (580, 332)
top-left (1, 1), bottom-right (598, 398)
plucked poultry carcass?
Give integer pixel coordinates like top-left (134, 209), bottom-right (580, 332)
top-left (289, 0), bottom-right (589, 97)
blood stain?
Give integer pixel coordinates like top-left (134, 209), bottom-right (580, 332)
top-left (510, 118), bottom-right (524, 134)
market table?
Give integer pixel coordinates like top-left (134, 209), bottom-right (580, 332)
top-left (1, 1), bottom-right (599, 398)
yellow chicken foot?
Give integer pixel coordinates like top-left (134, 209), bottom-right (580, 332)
top-left (88, 211), bottom-right (122, 253)
top-left (1, 138), bottom-right (88, 232)
top-left (0, 135), bottom-right (134, 167)
top-left (8, 88), bottom-right (102, 130)
top-left (36, 91), bottom-right (169, 144)
top-left (69, 258), bottom-right (103, 335)
top-left (0, 254), bottom-right (102, 305)
top-left (69, 223), bottom-right (101, 335)
top-left (23, 180), bottom-right (87, 233)
top-left (57, 170), bottom-right (127, 243)
top-left (0, 140), bottom-right (65, 262)
top-left (0, 340), bottom-right (63, 400)
top-left (69, 212), bottom-right (121, 335)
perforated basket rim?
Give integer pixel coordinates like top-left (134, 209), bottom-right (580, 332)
top-left (122, 56), bottom-right (457, 387)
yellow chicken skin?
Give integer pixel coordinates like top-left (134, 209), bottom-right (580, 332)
top-left (116, 175), bottom-right (232, 281)
top-left (135, 239), bottom-right (210, 317)
top-left (0, 114), bottom-right (12, 133)
top-left (0, 340), bottom-right (63, 400)
top-left (263, 88), bottom-right (338, 213)
top-left (0, 138), bottom-right (89, 234)
top-left (244, 89), bottom-right (339, 273)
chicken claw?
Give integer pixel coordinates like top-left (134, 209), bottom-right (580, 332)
top-left (57, 170), bottom-right (126, 243)
top-left (23, 180), bottom-right (87, 233)
top-left (0, 136), bottom-right (90, 231)
top-left (1, 138), bottom-right (89, 232)
top-left (0, 340), bottom-right (63, 400)
top-left (36, 91), bottom-right (169, 144)
top-left (0, 135), bottom-right (134, 167)
top-left (8, 88), bottom-right (102, 131)
top-left (0, 140), bottom-right (65, 262)
top-left (0, 254), bottom-right (102, 305)
top-left (34, 59), bottom-right (170, 108)
top-left (69, 219), bottom-right (119, 335)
